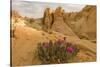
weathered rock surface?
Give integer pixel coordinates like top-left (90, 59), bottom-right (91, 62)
top-left (42, 5), bottom-right (96, 41)
top-left (11, 25), bottom-right (96, 66)
top-left (42, 7), bottom-right (78, 38)
top-left (64, 5), bottom-right (96, 41)
top-left (42, 8), bottom-right (53, 32)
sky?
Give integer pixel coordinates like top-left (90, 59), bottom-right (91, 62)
top-left (12, 0), bottom-right (86, 18)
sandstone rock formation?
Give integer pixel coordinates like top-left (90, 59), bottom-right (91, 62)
top-left (11, 10), bottom-right (26, 38)
top-left (52, 7), bottom-right (78, 38)
top-left (42, 8), bottom-right (53, 32)
top-left (11, 10), bottom-right (21, 19)
top-left (11, 10), bottom-right (26, 27)
top-left (64, 5), bottom-right (96, 41)
top-left (42, 7), bottom-right (78, 38)
top-left (42, 5), bottom-right (96, 42)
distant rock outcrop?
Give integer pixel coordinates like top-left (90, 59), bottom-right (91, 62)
top-left (11, 10), bottom-right (24, 25)
top-left (42, 8), bottom-right (53, 32)
top-left (52, 7), bottom-right (78, 38)
top-left (42, 5), bottom-right (96, 41)
top-left (64, 5), bottom-right (96, 41)
top-left (11, 10), bottom-right (26, 38)
top-left (42, 7), bottom-right (78, 38)
top-left (11, 10), bottom-right (21, 19)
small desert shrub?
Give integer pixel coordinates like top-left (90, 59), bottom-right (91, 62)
top-left (37, 37), bottom-right (79, 64)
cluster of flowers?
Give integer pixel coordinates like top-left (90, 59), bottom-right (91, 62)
top-left (37, 37), bottom-right (79, 64)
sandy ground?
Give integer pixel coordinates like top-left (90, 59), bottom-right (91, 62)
top-left (11, 25), bottom-right (96, 66)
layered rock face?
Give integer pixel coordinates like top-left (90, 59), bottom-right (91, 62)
top-left (42, 7), bottom-right (78, 38)
top-left (42, 8), bottom-right (53, 32)
top-left (52, 7), bottom-right (78, 38)
top-left (11, 10), bottom-right (26, 38)
top-left (64, 5), bottom-right (96, 41)
top-left (11, 10), bottom-right (26, 26)
top-left (42, 5), bottom-right (96, 41)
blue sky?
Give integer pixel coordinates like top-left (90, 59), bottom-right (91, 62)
top-left (12, 0), bottom-right (85, 18)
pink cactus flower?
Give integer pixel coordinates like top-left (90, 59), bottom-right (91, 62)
top-left (66, 47), bottom-right (74, 53)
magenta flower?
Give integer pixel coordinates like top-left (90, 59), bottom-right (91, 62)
top-left (43, 42), bottom-right (49, 48)
top-left (66, 47), bottom-right (74, 53)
